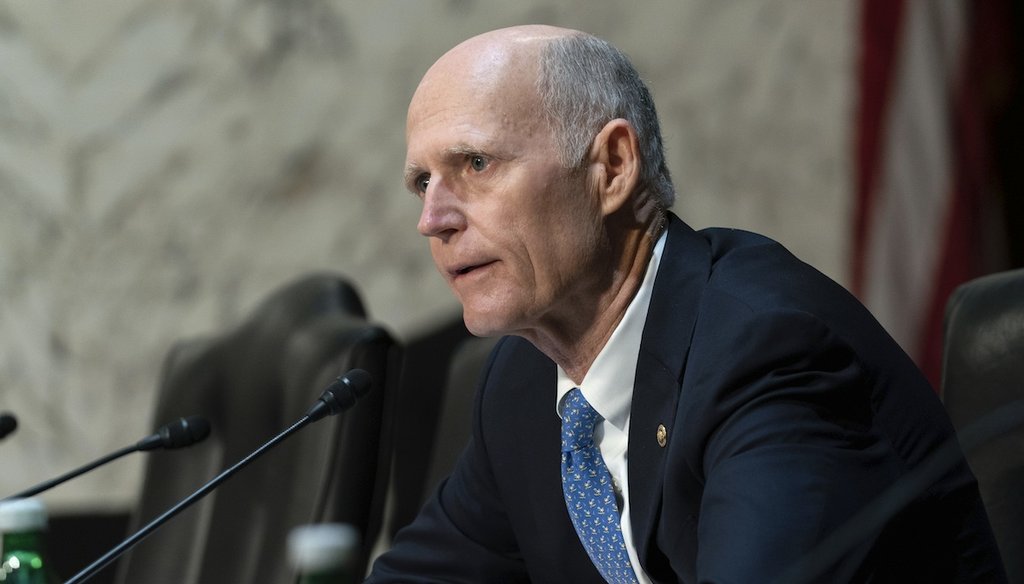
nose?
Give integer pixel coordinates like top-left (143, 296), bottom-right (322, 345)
top-left (417, 179), bottom-right (465, 242)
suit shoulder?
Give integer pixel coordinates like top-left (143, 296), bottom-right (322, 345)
top-left (697, 227), bottom-right (857, 316)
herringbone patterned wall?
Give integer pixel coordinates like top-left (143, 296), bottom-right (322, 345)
top-left (0, 1), bottom-right (853, 510)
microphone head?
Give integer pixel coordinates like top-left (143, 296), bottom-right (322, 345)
top-left (159, 416), bottom-right (211, 449)
top-left (333, 368), bottom-right (372, 400)
top-left (137, 415), bottom-right (211, 451)
top-left (305, 369), bottom-right (373, 422)
top-left (0, 413), bottom-right (17, 440)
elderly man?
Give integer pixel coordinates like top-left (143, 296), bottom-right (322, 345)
top-left (368, 25), bottom-right (1005, 583)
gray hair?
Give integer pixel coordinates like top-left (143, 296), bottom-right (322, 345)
top-left (537, 33), bottom-right (675, 209)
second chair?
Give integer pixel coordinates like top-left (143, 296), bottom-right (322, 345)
top-left (114, 273), bottom-right (398, 584)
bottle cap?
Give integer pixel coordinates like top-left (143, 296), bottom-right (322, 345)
top-left (0, 498), bottom-right (48, 532)
top-left (287, 523), bottom-right (359, 574)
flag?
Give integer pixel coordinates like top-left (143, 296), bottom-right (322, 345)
top-left (853, 0), bottom-right (1011, 390)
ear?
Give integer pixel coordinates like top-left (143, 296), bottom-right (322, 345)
top-left (588, 119), bottom-right (641, 216)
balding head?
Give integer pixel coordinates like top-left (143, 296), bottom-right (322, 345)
top-left (426, 24), bottom-right (573, 73)
top-left (407, 26), bottom-right (573, 144)
top-left (419, 25), bottom-right (575, 85)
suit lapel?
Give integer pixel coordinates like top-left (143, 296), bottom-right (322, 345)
top-left (628, 215), bottom-right (711, 578)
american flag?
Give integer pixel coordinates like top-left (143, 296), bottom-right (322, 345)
top-left (852, 0), bottom-right (1014, 389)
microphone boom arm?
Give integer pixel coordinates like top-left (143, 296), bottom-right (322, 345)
top-left (66, 415), bottom-right (313, 584)
top-left (64, 368), bottom-right (372, 584)
top-left (4, 445), bottom-right (138, 501)
top-left (2, 416), bottom-right (210, 501)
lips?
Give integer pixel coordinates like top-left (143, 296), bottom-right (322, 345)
top-left (449, 260), bottom-right (496, 279)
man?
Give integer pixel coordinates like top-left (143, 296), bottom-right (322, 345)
top-left (368, 25), bottom-right (1005, 583)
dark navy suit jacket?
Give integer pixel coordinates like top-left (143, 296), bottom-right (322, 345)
top-left (369, 215), bottom-right (1005, 583)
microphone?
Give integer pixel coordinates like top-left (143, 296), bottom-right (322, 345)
top-left (305, 368), bottom-right (373, 422)
top-left (4, 416), bottom-right (210, 500)
top-left (135, 415), bottom-right (211, 451)
top-left (64, 368), bottom-right (373, 584)
top-left (0, 413), bottom-right (16, 440)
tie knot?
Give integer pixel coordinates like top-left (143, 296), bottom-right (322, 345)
top-left (561, 388), bottom-right (600, 452)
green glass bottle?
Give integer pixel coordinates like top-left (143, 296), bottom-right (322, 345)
top-left (0, 498), bottom-right (60, 584)
top-left (288, 523), bottom-right (360, 584)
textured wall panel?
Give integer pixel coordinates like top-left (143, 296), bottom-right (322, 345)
top-left (0, 0), bottom-right (852, 509)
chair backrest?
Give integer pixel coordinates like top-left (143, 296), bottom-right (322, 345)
top-left (942, 267), bottom-right (1024, 583)
top-left (383, 317), bottom-right (498, 542)
top-left (115, 273), bottom-right (398, 584)
top-left (421, 335), bottom-right (499, 497)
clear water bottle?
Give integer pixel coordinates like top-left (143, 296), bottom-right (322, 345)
top-left (288, 523), bottom-right (359, 584)
top-left (0, 498), bottom-right (60, 584)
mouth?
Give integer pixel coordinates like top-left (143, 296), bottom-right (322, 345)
top-left (449, 260), bottom-right (496, 279)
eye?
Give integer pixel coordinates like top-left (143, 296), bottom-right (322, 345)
top-left (415, 174), bottom-right (430, 194)
top-left (469, 155), bottom-right (488, 172)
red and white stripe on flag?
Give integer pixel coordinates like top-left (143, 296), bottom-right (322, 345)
top-left (853, 0), bottom-right (1005, 390)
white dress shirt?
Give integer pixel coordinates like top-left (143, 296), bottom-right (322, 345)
top-left (555, 231), bottom-right (666, 584)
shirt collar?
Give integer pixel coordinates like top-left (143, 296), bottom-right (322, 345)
top-left (556, 230), bottom-right (667, 430)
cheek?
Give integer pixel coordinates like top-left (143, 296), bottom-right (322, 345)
top-left (507, 230), bottom-right (584, 312)
top-left (501, 196), bottom-right (593, 289)
top-left (537, 196), bottom-right (603, 264)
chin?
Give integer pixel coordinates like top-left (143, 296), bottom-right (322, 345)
top-left (462, 316), bottom-right (502, 338)
top-left (461, 307), bottom-right (513, 338)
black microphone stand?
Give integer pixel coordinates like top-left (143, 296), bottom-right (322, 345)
top-left (3, 416), bottom-right (209, 501)
top-left (4, 445), bottom-right (137, 501)
top-left (65, 415), bottom-right (312, 584)
top-left (65, 368), bottom-right (371, 584)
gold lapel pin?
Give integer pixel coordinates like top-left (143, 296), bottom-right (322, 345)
top-left (656, 424), bottom-right (668, 447)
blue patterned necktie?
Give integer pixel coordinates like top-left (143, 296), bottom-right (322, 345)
top-left (560, 388), bottom-right (639, 583)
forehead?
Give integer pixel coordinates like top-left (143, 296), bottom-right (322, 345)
top-left (406, 39), bottom-right (547, 142)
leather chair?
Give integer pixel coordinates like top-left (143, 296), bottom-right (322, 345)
top-left (420, 335), bottom-right (500, 499)
top-left (115, 273), bottom-right (398, 584)
top-left (942, 267), bottom-right (1024, 583)
top-left (383, 317), bottom-right (497, 542)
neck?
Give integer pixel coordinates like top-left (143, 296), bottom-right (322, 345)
top-left (524, 213), bottom-right (663, 384)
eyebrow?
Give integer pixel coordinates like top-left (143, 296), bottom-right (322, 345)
top-left (403, 163), bottom-right (425, 192)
